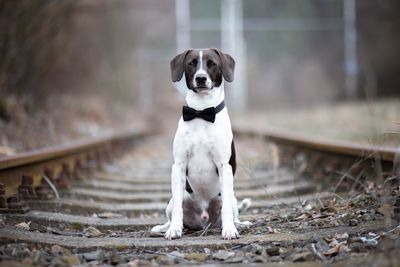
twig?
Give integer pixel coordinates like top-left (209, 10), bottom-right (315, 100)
top-left (391, 145), bottom-right (400, 178)
top-left (42, 174), bottom-right (60, 199)
top-left (292, 158), bottom-right (305, 207)
top-left (383, 176), bottom-right (399, 184)
top-left (199, 223), bottom-right (212, 237)
top-left (142, 249), bottom-right (169, 256)
top-left (262, 187), bottom-right (290, 223)
top-left (330, 193), bottom-right (345, 201)
top-left (373, 224), bottom-right (400, 240)
top-left (231, 242), bottom-right (255, 250)
top-left (310, 243), bottom-right (327, 262)
top-left (316, 193), bottom-right (326, 209)
top-left (238, 159), bottom-right (257, 180)
top-left (349, 170), bottom-right (366, 192)
top-left (262, 186), bottom-right (290, 207)
top-left (333, 151), bottom-right (378, 193)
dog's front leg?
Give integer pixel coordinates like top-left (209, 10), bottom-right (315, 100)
top-left (218, 163), bottom-right (239, 239)
top-left (164, 162), bottom-right (186, 239)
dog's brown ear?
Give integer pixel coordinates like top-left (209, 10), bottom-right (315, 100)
top-left (212, 48), bottom-right (235, 82)
top-left (170, 50), bottom-right (190, 82)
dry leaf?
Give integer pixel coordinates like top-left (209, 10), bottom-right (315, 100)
top-left (293, 213), bottom-right (311, 221)
top-left (84, 226), bottom-right (103, 237)
top-left (266, 226), bottom-right (281, 233)
top-left (323, 246), bottom-right (340, 256)
top-left (334, 232), bottom-right (349, 241)
top-left (323, 236), bottom-right (351, 257)
top-left (15, 221), bottom-right (31, 230)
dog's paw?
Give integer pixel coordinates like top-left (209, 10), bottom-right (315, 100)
top-left (164, 225), bottom-right (182, 240)
top-left (222, 223), bottom-right (239, 240)
top-left (151, 222), bottom-right (170, 233)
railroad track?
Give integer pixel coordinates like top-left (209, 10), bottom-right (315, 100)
top-left (0, 128), bottom-right (399, 266)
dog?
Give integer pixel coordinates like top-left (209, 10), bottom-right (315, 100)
top-left (151, 48), bottom-right (251, 240)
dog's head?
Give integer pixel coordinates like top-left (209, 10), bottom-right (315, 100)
top-left (170, 48), bottom-right (235, 93)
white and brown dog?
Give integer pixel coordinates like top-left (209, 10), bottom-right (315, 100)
top-left (151, 48), bottom-right (250, 240)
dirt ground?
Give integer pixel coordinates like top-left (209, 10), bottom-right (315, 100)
top-left (0, 134), bottom-right (399, 266)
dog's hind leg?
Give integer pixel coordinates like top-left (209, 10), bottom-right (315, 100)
top-left (151, 198), bottom-right (173, 233)
top-left (238, 198), bottom-right (252, 213)
top-left (233, 197), bottom-right (252, 228)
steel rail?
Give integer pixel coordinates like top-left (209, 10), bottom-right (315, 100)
top-left (234, 128), bottom-right (399, 162)
top-left (0, 129), bottom-right (150, 205)
top-left (0, 129), bottom-right (147, 171)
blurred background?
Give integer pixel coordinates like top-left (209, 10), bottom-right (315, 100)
top-left (0, 0), bottom-right (399, 153)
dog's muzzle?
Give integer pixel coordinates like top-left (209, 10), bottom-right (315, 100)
top-left (193, 73), bottom-right (212, 92)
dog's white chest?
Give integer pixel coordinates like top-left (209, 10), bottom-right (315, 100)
top-left (174, 110), bottom-right (232, 200)
top-left (184, 121), bottom-right (216, 151)
top-left (175, 109), bottom-right (232, 160)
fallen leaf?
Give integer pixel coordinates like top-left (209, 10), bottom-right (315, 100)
top-left (322, 245), bottom-right (340, 256)
top-left (84, 226), bottom-right (103, 237)
top-left (326, 198), bottom-right (337, 207)
top-left (323, 237), bottom-right (351, 257)
top-left (266, 226), bottom-right (281, 233)
top-left (15, 221), bottom-right (31, 230)
top-left (334, 232), bottom-right (349, 241)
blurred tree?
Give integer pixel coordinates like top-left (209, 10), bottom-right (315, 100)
top-left (0, 1), bottom-right (75, 99)
top-left (357, 0), bottom-right (400, 97)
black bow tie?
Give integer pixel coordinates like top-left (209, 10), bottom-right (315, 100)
top-left (182, 101), bottom-right (225, 123)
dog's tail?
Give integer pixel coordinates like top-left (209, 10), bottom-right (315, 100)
top-left (238, 198), bottom-right (252, 213)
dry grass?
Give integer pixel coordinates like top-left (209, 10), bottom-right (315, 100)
top-left (233, 99), bottom-right (400, 147)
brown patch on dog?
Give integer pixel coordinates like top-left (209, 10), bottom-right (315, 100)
top-left (229, 139), bottom-right (236, 175)
top-left (182, 195), bottom-right (223, 230)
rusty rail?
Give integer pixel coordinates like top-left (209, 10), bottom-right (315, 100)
top-left (234, 128), bottom-right (399, 163)
top-left (0, 129), bottom-right (149, 212)
top-left (0, 129), bottom-right (146, 171)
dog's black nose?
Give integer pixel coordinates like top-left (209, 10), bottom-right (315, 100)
top-left (196, 76), bottom-right (207, 84)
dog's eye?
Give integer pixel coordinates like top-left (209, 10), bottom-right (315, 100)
top-left (188, 60), bottom-right (197, 66)
top-left (208, 60), bottom-right (216, 67)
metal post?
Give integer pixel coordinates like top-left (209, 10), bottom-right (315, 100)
top-left (221, 0), bottom-right (247, 111)
top-left (176, 0), bottom-right (191, 53)
top-left (344, 0), bottom-right (358, 98)
top-left (137, 53), bottom-right (152, 112)
top-left (175, 0), bottom-right (191, 96)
